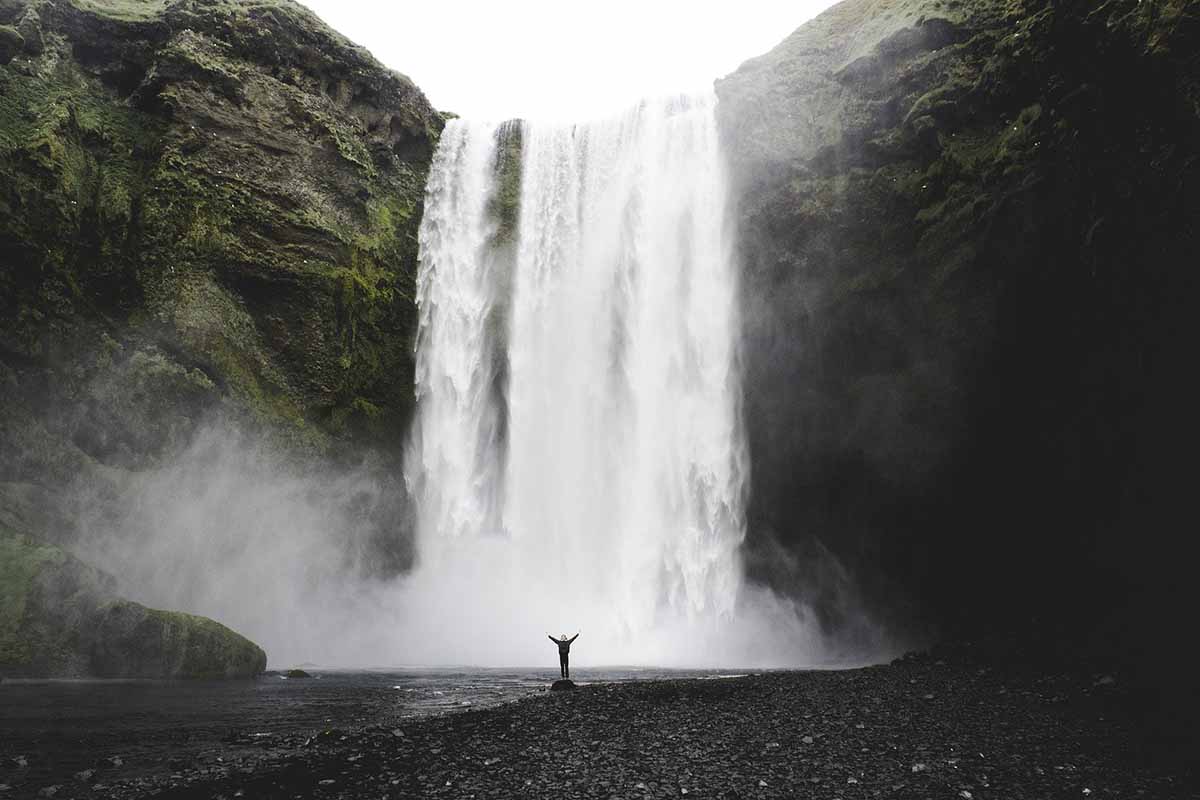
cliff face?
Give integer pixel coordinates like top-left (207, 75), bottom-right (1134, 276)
top-left (0, 0), bottom-right (443, 675)
top-left (718, 0), bottom-right (1200, 660)
top-left (1, 0), bottom-right (442, 457)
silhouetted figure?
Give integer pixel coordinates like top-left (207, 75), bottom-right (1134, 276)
top-left (548, 631), bottom-right (579, 678)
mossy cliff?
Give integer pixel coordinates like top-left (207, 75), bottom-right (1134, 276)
top-left (0, 0), bottom-right (443, 675)
top-left (1, 524), bottom-right (266, 677)
top-left (0, 0), bottom-right (443, 456)
top-left (718, 0), bottom-right (1200, 682)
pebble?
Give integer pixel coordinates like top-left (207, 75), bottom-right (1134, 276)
top-left (14, 654), bottom-right (1188, 799)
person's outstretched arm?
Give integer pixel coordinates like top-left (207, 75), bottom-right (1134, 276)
top-left (569, 632), bottom-right (579, 643)
top-left (547, 634), bottom-right (558, 644)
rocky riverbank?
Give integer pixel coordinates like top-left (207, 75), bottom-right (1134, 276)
top-left (10, 642), bottom-right (1192, 800)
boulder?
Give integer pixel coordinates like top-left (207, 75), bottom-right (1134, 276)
top-left (550, 679), bottom-right (577, 691)
top-left (0, 525), bottom-right (266, 679)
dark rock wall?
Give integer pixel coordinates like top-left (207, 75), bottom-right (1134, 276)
top-left (718, 0), bottom-right (1200, 684)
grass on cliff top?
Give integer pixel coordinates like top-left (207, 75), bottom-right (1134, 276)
top-left (68, 0), bottom-right (169, 22)
top-left (67, 0), bottom-right (315, 25)
top-left (780, 0), bottom-right (965, 61)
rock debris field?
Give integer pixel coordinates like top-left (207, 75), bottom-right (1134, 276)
top-left (5, 646), bottom-right (1196, 800)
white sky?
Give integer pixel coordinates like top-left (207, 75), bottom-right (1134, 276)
top-left (298, 0), bottom-right (838, 122)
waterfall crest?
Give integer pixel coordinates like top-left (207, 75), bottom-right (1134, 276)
top-left (407, 94), bottom-right (820, 666)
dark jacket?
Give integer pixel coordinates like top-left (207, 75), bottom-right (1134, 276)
top-left (549, 634), bottom-right (578, 655)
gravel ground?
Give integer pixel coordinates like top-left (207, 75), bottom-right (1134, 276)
top-left (7, 645), bottom-right (1197, 800)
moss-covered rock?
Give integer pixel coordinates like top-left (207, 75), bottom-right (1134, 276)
top-left (1, 524), bottom-right (266, 678)
top-left (0, 0), bottom-right (443, 459)
top-left (89, 600), bottom-right (266, 679)
top-left (489, 120), bottom-right (523, 247)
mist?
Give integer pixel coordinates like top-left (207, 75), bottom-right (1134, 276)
top-left (69, 423), bottom-right (411, 668)
top-left (58, 416), bottom-right (890, 669)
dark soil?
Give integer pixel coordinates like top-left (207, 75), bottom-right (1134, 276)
top-left (7, 642), bottom-right (1186, 800)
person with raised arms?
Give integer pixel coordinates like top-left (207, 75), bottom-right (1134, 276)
top-left (547, 631), bottom-right (580, 679)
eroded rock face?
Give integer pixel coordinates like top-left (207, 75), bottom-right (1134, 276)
top-left (0, 0), bottom-right (443, 457)
top-left (717, 0), bottom-right (1200, 646)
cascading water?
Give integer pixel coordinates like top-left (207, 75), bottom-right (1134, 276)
top-left (406, 92), bottom-right (823, 667)
top-left (506, 93), bottom-right (744, 628)
top-left (409, 120), bottom-right (505, 555)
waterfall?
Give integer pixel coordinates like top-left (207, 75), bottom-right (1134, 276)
top-left (409, 119), bottom-right (505, 556)
top-left (406, 93), bottom-right (816, 666)
top-left (506, 94), bottom-right (745, 627)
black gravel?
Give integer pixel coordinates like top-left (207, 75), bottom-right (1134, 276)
top-left (6, 646), bottom-right (1197, 800)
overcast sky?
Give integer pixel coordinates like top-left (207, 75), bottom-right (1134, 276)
top-left (298, 0), bottom-right (838, 121)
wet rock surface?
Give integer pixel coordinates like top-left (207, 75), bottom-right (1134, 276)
top-left (5, 645), bottom-right (1192, 799)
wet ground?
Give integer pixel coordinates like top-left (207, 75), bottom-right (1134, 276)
top-left (0, 667), bottom-right (736, 796)
top-left (2, 650), bottom-right (1197, 799)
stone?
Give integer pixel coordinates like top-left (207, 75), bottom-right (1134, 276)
top-left (0, 526), bottom-right (266, 679)
top-left (551, 679), bottom-right (577, 691)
